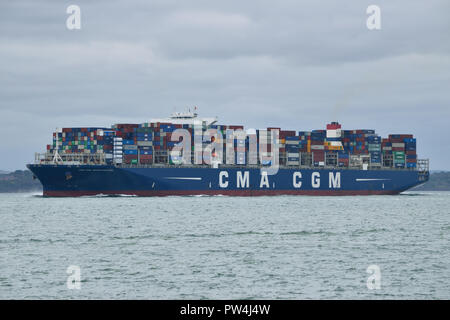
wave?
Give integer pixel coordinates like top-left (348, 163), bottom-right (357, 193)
top-left (79, 194), bottom-right (138, 198)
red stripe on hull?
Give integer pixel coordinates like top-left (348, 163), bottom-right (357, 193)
top-left (44, 189), bottom-right (400, 197)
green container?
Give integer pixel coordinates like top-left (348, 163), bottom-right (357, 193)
top-left (394, 151), bottom-right (405, 162)
top-left (131, 159), bottom-right (138, 164)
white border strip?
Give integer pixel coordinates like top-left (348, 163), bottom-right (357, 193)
top-left (164, 177), bottom-right (202, 181)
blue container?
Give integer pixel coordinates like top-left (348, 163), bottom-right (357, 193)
top-left (124, 150), bottom-right (138, 155)
top-left (137, 137), bottom-right (152, 141)
top-left (286, 145), bottom-right (300, 152)
top-left (406, 163), bottom-right (417, 168)
top-left (367, 136), bottom-right (381, 142)
top-left (139, 149), bottom-right (153, 155)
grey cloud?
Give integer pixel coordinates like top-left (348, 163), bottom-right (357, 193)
top-left (0, 0), bottom-right (449, 170)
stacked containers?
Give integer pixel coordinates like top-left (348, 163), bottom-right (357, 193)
top-left (258, 130), bottom-right (272, 165)
top-left (404, 138), bottom-right (417, 168)
top-left (285, 136), bottom-right (301, 165)
top-left (298, 131), bottom-right (310, 165)
top-left (113, 124), bottom-right (139, 164)
top-left (51, 128), bottom-right (113, 163)
top-left (325, 122), bottom-right (344, 166)
top-left (103, 130), bottom-right (115, 163)
top-left (113, 137), bottom-right (123, 164)
top-left (389, 134), bottom-right (412, 168)
top-left (310, 130), bottom-right (325, 166)
top-left (381, 138), bottom-right (393, 167)
top-left (325, 123), bottom-right (344, 151)
top-left (279, 130), bottom-right (295, 165)
top-left (46, 121), bottom-right (418, 170)
top-left (367, 135), bottom-right (382, 165)
top-left (136, 125), bottom-right (153, 165)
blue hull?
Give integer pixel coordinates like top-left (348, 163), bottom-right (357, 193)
top-left (27, 164), bottom-right (428, 197)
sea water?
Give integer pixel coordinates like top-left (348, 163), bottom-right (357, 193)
top-left (0, 192), bottom-right (449, 299)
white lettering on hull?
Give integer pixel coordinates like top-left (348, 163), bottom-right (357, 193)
top-left (219, 171), bottom-right (229, 188)
top-left (329, 172), bottom-right (341, 188)
top-left (260, 172), bottom-right (270, 188)
top-left (293, 172), bottom-right (302, 188)
top-left (237, 171), bottom-right (250, 188)
top-left (312, 172), bottom-right (320, 188)
top-left (217, 171), bottom-right (343, 189)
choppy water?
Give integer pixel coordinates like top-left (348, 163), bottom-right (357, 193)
top-left (0, 192), bottom-right (449, 299)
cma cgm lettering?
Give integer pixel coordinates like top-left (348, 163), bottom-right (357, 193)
top-left (27, 112), bottom-right (429, 197)
top-left (218, 171), bottom-right (341, 189)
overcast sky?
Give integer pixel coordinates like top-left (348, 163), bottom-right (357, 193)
top-left (1, 0), bottom-right (449, 171)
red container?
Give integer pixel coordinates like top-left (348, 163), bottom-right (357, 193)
top-left (279, 130), bottom-right (296, 138)
top-left (124, 155), bottom-right (138, 161)
top-left (312, 150), bottom-right (325, 161)
top-left (326, 123), bottom-right (341, 130)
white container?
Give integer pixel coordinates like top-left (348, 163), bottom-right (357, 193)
top-left (326, 129), bottom-right (341, 138)
top-left (137, 141), bottom-right (153, 147)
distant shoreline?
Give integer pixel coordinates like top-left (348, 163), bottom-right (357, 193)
top-left (0, 170), bottom-right (43, 193)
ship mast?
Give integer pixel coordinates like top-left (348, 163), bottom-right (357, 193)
top-left (52, 128), bottom-right (63, 164)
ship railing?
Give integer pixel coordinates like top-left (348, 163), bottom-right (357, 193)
top-left (116, 162), bottom-right (425, 171)
top-left (417, 159), bottom-right (429, 172)
top-left (33, 152), bottom-right (106, 166)
top-left (33, 151), bottom-right (429, 173)
top-left (417, 159), bottom-right (430, 181)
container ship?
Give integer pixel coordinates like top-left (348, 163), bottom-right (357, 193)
top-left (27, 111), bottom-right (429, 197)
